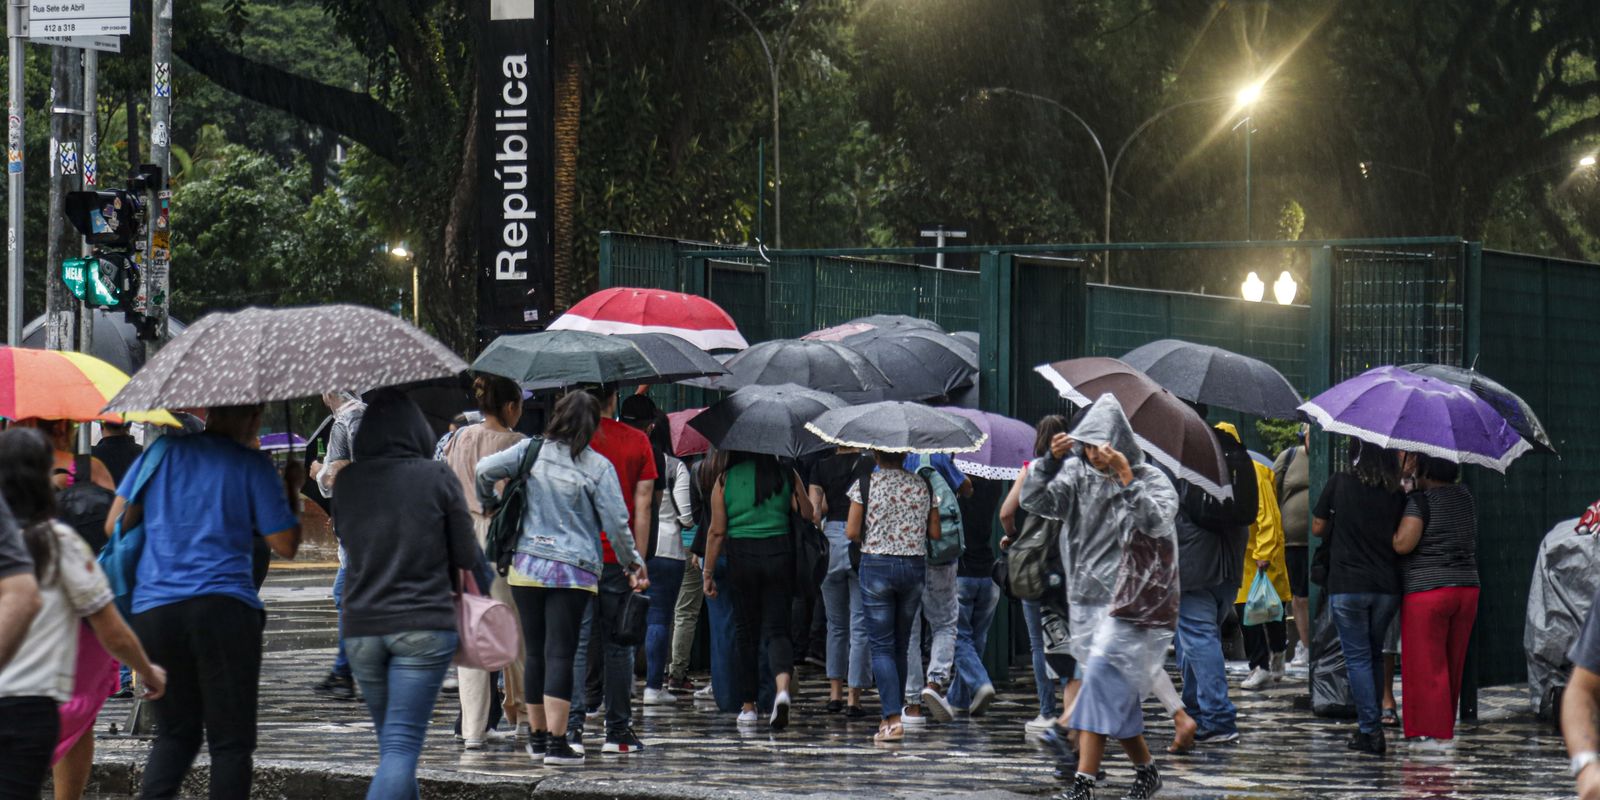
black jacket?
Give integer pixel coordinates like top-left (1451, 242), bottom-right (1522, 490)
top-left (333, 389), bottom-right (478, 639)
top-left (1175, 429), bottom-right (1257, 592)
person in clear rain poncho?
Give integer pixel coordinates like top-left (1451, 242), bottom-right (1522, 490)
top-left (1022, 394), bottom-right (1181, 800)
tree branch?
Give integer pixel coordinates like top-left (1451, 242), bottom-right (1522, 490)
top-left (174, 26), bottom-right (405, 164)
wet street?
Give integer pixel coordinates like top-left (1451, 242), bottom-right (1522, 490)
top-left (86, 567), bottom-right (1574, 799)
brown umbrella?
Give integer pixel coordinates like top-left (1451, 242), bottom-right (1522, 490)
top-left (1034, 357), bottom-right (1231, 500)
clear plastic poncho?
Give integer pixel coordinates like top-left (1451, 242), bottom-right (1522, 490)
top-left (1525, 517), bottom-right (1600, 712)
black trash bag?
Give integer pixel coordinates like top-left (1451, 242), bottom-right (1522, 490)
top-left (1310, 599), bottom-right (1357, 719)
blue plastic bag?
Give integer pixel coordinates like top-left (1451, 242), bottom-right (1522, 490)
top-left (1242, 569), bottom-right (1283, 627)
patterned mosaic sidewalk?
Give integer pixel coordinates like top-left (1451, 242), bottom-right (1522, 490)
top-left (84, 569), bottom-right (1575, 799)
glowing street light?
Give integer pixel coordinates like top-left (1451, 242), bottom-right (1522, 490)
top-left (1273, 271), bottom-right (1298, 305)
top-left (1236, 80), bottom-right (1266, 240)
top-left (390, 244), bottom-right (412, 258)
top-left (1236, 82), bottom-right (1264, 107)
top-left (1580, 155), bottom-right (1597, 168)
top-left (388, 243), bottom-right (418, 325)
top-left (1241, 271), bottom-right (1265, 302)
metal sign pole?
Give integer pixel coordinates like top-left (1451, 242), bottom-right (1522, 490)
top-left (5, 0), bottom-right (23, 344)
top-left (145, 0), bottom-right (171, 358)
top-left (45, 46), bottom-right (82, 351)
top-left (79, 48), bottom-right (96, 358)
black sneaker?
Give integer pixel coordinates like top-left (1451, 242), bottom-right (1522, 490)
top-left (1348, 729), bottom-right (1386, 756)
top-left (313, 673), bottom-right (357, 701)
top-left (825, 699), bottom-right (846, 714)
top-left (545, 735), bottom-right (584, 766)
top-left (1122, 763), bottom-right (1162, 800)
top-left (566, 728), bottom-right (585, 756)
top-left (602, 726), bottom-right (646, 755)
top-left (1193, 728), bottom-right (1238, 745)
top-left (666, 675), bottom-right (697, 694)
top-left (845, 704), bottom-right (868, 719)
top-left (524, 730), bottom-right (549, 761)
top-left (1060, 772), bottom-right (1096, 800)
top-left (110, 683), bottom-right (133, 700)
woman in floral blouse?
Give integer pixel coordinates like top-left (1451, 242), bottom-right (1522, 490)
top-left (846, 450), bottom-right (940, 743)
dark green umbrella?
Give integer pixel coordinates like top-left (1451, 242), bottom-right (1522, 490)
top-left (473, 330), bottom-right (662, 387)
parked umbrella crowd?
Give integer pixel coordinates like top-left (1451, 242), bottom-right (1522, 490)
top-left (0, 285), bottom-right (1565, 800)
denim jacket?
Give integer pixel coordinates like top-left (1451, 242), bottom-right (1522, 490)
top-left (475, 438), bottom-right (639, 576)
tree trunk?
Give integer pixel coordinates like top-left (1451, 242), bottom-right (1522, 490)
top-left (433, 85), bottom-right (479, 354)
top-left (553, 45), bottom-right (582, 309)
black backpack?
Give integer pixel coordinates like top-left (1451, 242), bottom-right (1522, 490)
top-left (56, 455), bottom-right (114, 554)
top-left (483, 438), bottom-right (544, 575)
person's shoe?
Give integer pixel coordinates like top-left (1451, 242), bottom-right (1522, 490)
top-left (524, 730), bottom-right (549, 761)
top-left (1037, 722), bottom-right (1075, 763)
top-left (515, 721), bottom-right (532, 741)
top-left (1269, 650), bottom-right (1287, 680)
top-left (644, 688), bottom-right (679, 706)
top-left (969, 683), bottom-right (997, 717)
top-left (313, 673), bottom-right (357, 701)
top-left (921, 685), bottom-right (955, 722)
top-left (845, 704), bottom-right (869, 719)
top-left (463, 738), bottom-right (486, 750)
top-left (1407, 735), bottom-right (1455, 753)
top-left (1381, 707), bottom-right (1400, 728)
top-left (1290, 640), bottom-right (1310, 667)
top-left (1241, 666), bottom-right (1273, 690)
top-left (737, 709), bottom-right (759, 725)
top-left (770, 691), bottom-right (792, 730)
top-left (901, 706), bottom-right (927, 726)
top-left (1122, 762), bottom-right (1162, 800)
top-left (545, 735), bottom-right (585, 766)
top-left (1348, 729), bottom-right (1387, 756)
top-left (1063, 772), bottom-right (1096, 800)
top-left (694, 683), bottom-right (716, 699)
top-left (825, 699), bottom-right (846, 714)
top-left (441, 670), bottom-right (459, 693)
top-left (566, 728), bottom-right (585, 756)
top-left (585, 704), bottom-right (604, 720)
top-left (1194, 729), bottom-right (1239, 745)
top-left (111, 683), bottom-right (133, 700)
top-left (1025, 714), bottom-right (1057, 733)
top-left (602, 726), bottom-right (646, 754)
top-left (667, 675), bottom-right (697, 694)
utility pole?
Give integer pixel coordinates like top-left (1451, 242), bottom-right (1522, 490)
top-left (79, 48), bottom-right (97, 358)
top-left (146, 0), bottom-right (172, 357)
top-left (45, 47), bottom-right (83, 350)
top-left (5, 0), bottom-right (24, 344)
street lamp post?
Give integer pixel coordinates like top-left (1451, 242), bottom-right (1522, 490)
top-left (718, 0), bottom-right (818, 249)
top-left (1235, 82), bottom-right (1262, 241)
top-left (391, 244), bottom-right (417, 326)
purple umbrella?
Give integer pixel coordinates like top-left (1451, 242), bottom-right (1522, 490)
top-left (935, 407), bottom-right (1036, 481)
top-left (1299, 365), bottom-right (1531, 472)
top-left (259, 432), bottom-right (307, 453)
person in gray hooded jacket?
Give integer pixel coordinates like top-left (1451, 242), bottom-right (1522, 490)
top-left (1022, 394), bottom-right (1182, 800)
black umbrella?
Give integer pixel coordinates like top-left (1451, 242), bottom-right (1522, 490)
top-left (805, 401), bottom-right (986, 454)
top-left (848, 314), bottom-right (944, 333)
top-left (841, 327), bottom-right (978, 402)
top-left (688, 384), bottom-right (847, 459)
top-left (105, 305), bottom-right (467, 412)
top-left (22, 309), bottom-right (188, 374)
top-left (689, 339), bottom-right (892, 399)
top-left (1401, 363), bottom-right (1556, 454)
top-left (952, 331), bottom-right (979, 350)
top-left (614, 332), bottom-right (730, 381)
top-left (1035, 357), bottom-right (1231, 500)
top-left (1121, 339), bottom-right (1302, 420)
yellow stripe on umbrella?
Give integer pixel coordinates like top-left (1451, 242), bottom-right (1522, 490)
top-left (0, 346), bottom-right (179, 426)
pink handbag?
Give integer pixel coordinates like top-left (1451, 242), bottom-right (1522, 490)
top-left (452, 570), bottom-right (520, 671)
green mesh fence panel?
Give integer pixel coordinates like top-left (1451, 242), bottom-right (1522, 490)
top-left (1011, 258), bottom-right (1089, 426)
top-left (1471, 250), bottom-right (1600, 685)
top-left (601, 232), bottom-right (684, 290)
top-left (706, 260), bottom-right (769, 344)
top-left (1331, 245), bottom-right (1465, 379)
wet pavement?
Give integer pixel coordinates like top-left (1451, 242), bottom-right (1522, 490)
top-left (86, 567), bottom-right (1574, 799)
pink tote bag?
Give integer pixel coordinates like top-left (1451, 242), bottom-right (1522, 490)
top-left (452, 570), bottom-right (520, 670)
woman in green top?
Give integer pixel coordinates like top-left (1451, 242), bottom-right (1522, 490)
top-left (703, 452), bottom-right (813, 730)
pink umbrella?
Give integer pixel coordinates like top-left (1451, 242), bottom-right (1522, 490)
top-left (547, 287), bottom-right (748, 351)
top-left (667, 408), bottom-right (711, 457)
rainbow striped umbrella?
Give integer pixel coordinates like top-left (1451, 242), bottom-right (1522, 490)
top-left (0, 346), bottom-right (178, 426)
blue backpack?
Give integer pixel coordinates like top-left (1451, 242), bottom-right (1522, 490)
top-left (98, 436), bottom-right (173, 616)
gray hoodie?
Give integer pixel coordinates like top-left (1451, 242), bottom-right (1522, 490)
top-left (1021, 394), bottom-right (1180, 607)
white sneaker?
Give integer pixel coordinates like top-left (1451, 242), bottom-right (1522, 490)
top-left (643, 688), bottom-right (679, 706)
top-left (1270, 650), bottom-right (1287, 680)
top-left (920, 686), bottom-right (954, 722)
top-left (736, 709), bottom-right (759, 724)
top-left (1242, 666), bottom-right (1272, 690)
top-left (900, 707), bottom-right (927, 726)
top-left (969, 684), bottom-right (997, 717)
top-left (1025, 714), bottom-right (1056, 733)
top-left (462, 738), bottom-right (486, 750)
top-left (694, 683), bottom-right (716, 699)
top-left (1290, 641), bottom-right (1310, 667)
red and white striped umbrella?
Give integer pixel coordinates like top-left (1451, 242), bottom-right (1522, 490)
top-left (547, 287), bottom-right (748, 351)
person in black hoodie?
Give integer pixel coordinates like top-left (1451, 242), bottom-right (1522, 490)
top-left (332, 389), bottom-right (479, 799)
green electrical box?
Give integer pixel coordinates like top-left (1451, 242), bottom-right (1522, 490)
top-left (61, 257), bottom-right (121, 308)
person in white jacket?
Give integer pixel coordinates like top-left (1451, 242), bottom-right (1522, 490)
top-left (643, 435), bottom-right (696, 706)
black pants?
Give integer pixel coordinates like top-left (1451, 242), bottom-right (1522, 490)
top-left (0, 696), bottom-right (58, 800)
top-left (728, 535), bottom-right (795, 705)
top-left (1236, 602), bottom-right (1287, 671)
top-left (512, 585), bottom-right (591, 705)
top-left (131, 595), bottom-right (265, 800)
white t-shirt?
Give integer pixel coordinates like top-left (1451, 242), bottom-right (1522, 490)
top-left (0, 522), bottom-right (113, 702)
top-left (654, 456), bottom-right (694, 561)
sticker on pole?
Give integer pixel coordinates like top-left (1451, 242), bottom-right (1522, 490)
top-left (24, 1), bottom-right (132, 37)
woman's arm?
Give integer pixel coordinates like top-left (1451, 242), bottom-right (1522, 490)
top-left (791, 469), bottom-right (815, 522)
top-left (845, 501), bottom-right (865, 543)
top-left (671, 463), bottom-right (696, 528)
top-left (808, 485), bottom-right (827, 526)
top-left (474, 440), bottom-right (528, 510)
top-left (86, 604), bottom-right (165, 699)
top-left (1393, 514), bottom-right (1424, 555)
top-left (926, 502), bottom-right (942, 541)
top-left (998, 466), bottom-right (1027, 549)
top-left (702, 479), bottom-right (728, 598)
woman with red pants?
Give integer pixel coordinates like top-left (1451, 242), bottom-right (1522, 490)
top-left (1392, 453), bottom-right (1478, 744)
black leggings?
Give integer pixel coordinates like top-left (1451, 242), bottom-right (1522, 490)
top-left (728, 535), bottom-right (795, 705)
top-left (512, 585), bottom-right (591, 705)
top-left (0, 696), bottom-right (58, 800)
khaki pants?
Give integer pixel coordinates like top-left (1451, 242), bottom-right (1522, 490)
top-left (459, 515), bottom-right (524, 738)
top-left (668, 556), bottom-right (704, 681)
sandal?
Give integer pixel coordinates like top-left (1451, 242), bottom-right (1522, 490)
top-left (874, 722), bottom-right (905, 743)
top-left (1381, 708), bottom-right (1400, 727)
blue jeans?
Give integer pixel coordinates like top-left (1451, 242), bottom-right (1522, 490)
top-left (566, 564), bottom-right (638, 738)
top-left (1176, 584), bottom-right (1238, 736)
top-left (821, 521), bottom-right (871, 688)
top-left (345, 630), bottom-right (458, 800)
top-left (643, 557), bottom-right (686, 690)
top-left (947, 576), bottom-right (1000, 708)
top-left (859, 554), bottom-right (925, 720)
top-left (1330, 592), bottom-right (1401, 734)
top-left (332, 563), bottom-right (351, 679)
top-left (1022, 599), bottom-right (1056, 718)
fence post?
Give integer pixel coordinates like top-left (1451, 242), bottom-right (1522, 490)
top-left (1305, 245), bottom-right (1334, 626)
top-left (1459, 240), bottom-right (1484, 721)
top-left (598, 232), bottom-right (614, 289)
top-left (978, 251), bottom-right (1013, 415)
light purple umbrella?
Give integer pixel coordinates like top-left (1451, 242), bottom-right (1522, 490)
top-left (259, 432), bottom-right (307, 453)
top-left (1298, 365), bottom-right (1531, 472)
top-left (935, 406), bottom-right (1035, 480)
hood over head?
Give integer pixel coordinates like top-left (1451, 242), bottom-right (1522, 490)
top-left (1214, 421), bottom-right (1241, 443)
top-left (1069, 393), bottom-right (1144, 465)
top-left (352, 388), bottom-right (436, 461)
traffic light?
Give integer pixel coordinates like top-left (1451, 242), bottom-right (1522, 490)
top-left (62, 166), bottom-right (162, 336)
top-left (64, 190), bottom-right (140, 247)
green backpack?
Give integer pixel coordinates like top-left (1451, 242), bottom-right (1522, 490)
top-left (483, 437), bottom-right (544, 575)
top-left (918, 466), bottom-right (965, 566)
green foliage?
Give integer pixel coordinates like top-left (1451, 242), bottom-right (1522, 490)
top-left (1256, 418), bottom-right (1304, 459)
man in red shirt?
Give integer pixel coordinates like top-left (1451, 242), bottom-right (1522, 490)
top-left (566, 387), bottom-right (658, 756)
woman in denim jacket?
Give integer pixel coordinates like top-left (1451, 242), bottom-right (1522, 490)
top-left (475, 391), bottom-right (647, 765)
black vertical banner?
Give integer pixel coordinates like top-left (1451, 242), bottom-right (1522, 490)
top-left (478, 0), bottom-right (554, 341)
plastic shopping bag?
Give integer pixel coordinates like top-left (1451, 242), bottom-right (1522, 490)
top-left (1242, 570), bottom-right (1283, 627)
